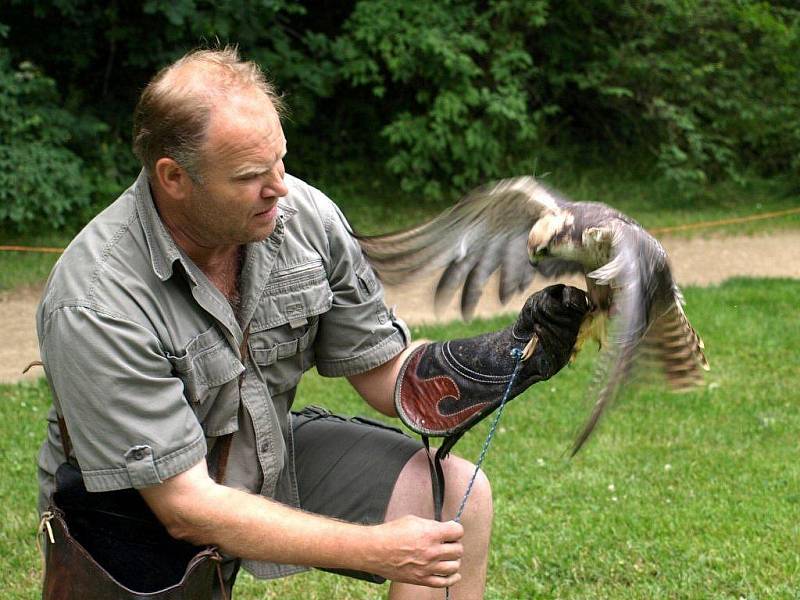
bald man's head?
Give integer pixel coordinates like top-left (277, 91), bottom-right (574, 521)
top-left (132, 47), bottom-right (284, 180)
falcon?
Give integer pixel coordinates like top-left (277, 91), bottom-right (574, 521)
top-left (356, 176), bottom-right (709, 453)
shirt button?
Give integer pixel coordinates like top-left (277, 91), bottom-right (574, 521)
top-left (132, 448), bottom-right (146, 460)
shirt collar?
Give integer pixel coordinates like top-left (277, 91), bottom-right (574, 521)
top-left (133, 169), bottom-right (187, 282)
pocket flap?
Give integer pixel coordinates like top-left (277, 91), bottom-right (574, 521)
top-left (169, 326), bottom-right (245, 404)
top-left (251, 260), bottom-right (333, 332)
top-left (251, 325), bottom-right (315, 367)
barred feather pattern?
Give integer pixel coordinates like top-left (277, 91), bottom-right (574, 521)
top-left (640, 300), bottom-right (709, 389)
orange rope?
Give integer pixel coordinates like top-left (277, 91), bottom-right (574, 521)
top-left (649, 206), bottom-right (800, 235)
top-left (0, 206), bottom-right (798, 253)
top-left (0, 245), bottom-right (64, 254)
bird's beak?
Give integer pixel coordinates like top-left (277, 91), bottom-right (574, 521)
top-left (528, 245), bottom-right (549, 265)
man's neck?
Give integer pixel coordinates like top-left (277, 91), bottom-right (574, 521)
top-left (167, 220), bottom-right (242, 301)
top-left (151, 185), bottom-right (243, 304)
top-left (151, 185), bottom-right (238, 272)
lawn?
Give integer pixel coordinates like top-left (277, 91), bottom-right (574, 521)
top-left (1, 277), bottom-right (798, 599)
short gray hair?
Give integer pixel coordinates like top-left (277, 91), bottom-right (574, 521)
top-left (132, 46), bottom-right (284, 181)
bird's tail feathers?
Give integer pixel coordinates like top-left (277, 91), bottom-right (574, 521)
top-left (640, 301), bottom-right (710, 388)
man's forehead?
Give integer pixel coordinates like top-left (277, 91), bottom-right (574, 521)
top-left (204, 92), bottom-right (284, 155)
top-left (210, 89), bottom-right (280, 131)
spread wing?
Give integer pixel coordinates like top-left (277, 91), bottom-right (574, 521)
top-left (356, 176), bottom-right (708, 454)
top-left (571, 221), bottom-right (708, 454)
top-left (356, 177), bottom-right (584, 318)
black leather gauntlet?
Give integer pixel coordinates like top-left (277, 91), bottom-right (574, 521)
top-left (395, 284), bottom-right (591, 438)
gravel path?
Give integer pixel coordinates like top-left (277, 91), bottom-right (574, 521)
top-left (4, 231), bottom-right (799, 384)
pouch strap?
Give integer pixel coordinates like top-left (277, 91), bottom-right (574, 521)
top-left (56, 415), bottom-right (73, 463)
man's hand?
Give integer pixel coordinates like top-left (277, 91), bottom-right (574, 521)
top-left (368, 515), bottom-right (464, 587)
top-left (394, 284), bottom-right (591, 437)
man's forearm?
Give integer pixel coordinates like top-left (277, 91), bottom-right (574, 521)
top-left (140, 460), bottom-right (463, 586)
top-left (184, 482), bottom-right (372, 566)
top-left (143, 460), bottom-right (374, 568)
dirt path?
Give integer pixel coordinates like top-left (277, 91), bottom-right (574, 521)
top-left (4, 231), bottom-right (799, 384)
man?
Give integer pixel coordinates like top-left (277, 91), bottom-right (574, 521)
top-left (36, 48), bottom-right (589, 598)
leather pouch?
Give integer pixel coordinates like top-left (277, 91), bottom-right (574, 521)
top-left (39, 462), bottom-right (224, 600)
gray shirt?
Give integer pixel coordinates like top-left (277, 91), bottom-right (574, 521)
top-left (36, 169), bottom-right (409, 578)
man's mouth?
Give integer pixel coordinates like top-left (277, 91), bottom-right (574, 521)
top-left (255, 205), bottom-right (279, 221)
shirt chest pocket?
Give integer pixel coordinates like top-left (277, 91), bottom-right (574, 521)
top-left (168, 325), bottom-right (244, 437)
top-left (249, 260), bottom-right (333, 395)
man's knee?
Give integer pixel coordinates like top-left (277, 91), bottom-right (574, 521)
top-left (441, 454), bottom-right (493, 522)
top-left (387, 447), bottom-right (494, 524)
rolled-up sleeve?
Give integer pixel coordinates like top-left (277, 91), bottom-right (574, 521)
top-left (313, 202), bottom-right (411, 377)
top-left (39, 305), bottom-right (206, 492)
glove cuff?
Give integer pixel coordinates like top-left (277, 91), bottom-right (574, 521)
top-left (394, 332), bottom-right (534, 437)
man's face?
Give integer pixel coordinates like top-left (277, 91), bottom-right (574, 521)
top-left (184, 91), bottom-right (289, 247)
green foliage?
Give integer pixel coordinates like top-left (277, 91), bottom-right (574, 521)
top-left (0, 47), bottom-right (134, 232)
top-left (336, 0), bottom-right (553, 198)
top-left (0, 51), bottom-right (91, 229)
top-left (336, 0), bottom-right (800, 196)
top-left (559, 0), bottom-right (800, 191)
top-left (4, 0), bottom-right (338, 129)
top-left (1, 0), bottom-right (800, 233)
top-left (135, 0), bottom-right (337, 125)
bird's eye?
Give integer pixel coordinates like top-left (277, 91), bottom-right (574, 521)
top-left (537, 247), bottom-right (549, 256)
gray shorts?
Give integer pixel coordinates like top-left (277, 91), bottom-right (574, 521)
top-left (292, 404), bottom-right (423, 528)
top-left (292, 405), bottom-right (424, 582)
top-left (220, 406), bottom-right (424, 595)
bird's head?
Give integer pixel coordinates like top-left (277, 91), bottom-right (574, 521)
top-left (527, 211), bottom-right (573, 265)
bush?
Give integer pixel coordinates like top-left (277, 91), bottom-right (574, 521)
top-left (335, 1), bottom-right (553, 198)
top-left (335, 0), bottom-right (800, 196)
top-left (0, 49), bottom-right (98, 230)
top-left (2, 0), bottom-right (799, 221)
top-left (559, 0), bottom-right (800, 190)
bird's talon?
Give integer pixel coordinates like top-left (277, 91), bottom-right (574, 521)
top-left (522, 335), bottom-right (539, 361)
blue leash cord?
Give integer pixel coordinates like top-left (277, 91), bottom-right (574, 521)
top-left (446, 347), bottom-right (524, 598)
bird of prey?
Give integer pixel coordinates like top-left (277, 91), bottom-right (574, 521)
top-left (356, 176), bottom-right (709, 453)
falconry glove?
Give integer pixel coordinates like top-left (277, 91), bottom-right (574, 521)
top-left (395, 284), bottom-right (590, 441)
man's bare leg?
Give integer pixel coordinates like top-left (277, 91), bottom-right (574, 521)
top-left (384, 448), bottom-right (493, 600)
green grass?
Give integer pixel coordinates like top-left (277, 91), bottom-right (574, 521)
top-left (2, 277), bottom-right (799, 598)
top-left (310, 167), bottom-right (800, 237)
top-left (0, 231), bottom-right (71, 292)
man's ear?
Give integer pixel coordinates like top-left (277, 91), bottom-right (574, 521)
top-left (153, 157), bottom-right (193, 201)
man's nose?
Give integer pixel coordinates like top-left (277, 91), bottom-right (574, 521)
top-left (263, 164), bottom-right (288, 198)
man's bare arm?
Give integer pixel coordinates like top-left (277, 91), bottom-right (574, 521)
top-left (347, 341), bottom-right (428, 415)
top-left (139, 458), bottom-right (463, 587)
